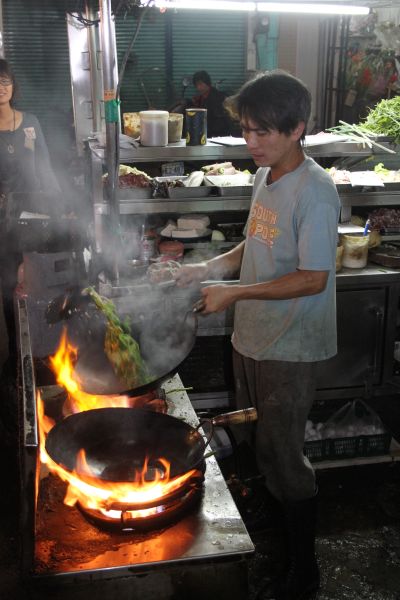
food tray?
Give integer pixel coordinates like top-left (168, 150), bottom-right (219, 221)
top-left (167, 186), bottom-right (212, 199)
top-left (117, 187), bottom-right (153, 200)
top-left (162, 228), bottom-right (212, 243)
top-left (304, 432), bottom-right (391, 462)
top-left (369, 244), bottom-right (400, 268)
top-left (379, 182), bottom-right (400, 191)
top-left (216, 185), bottom-right (253, 197)
top-left (335, 183), bottom-right (352, 192)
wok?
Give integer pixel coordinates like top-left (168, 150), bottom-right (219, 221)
top-left (64, 305), bottom-right (197, 397)
top-left (45, 407), bottom-right (258, 482)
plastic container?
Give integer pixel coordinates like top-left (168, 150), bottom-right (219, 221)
top-left (185, 108), bottom-right (207, 146)
top-left (139, 110), bottom-right (169, 147)
top-left (341, 233), bottom-right (369, 268)
top-left (139, 226), bottom-right (158, 263)
top-left (168, 113), bottom-right (184, 143)
top-left (336, 245), bottom-right (344, 272)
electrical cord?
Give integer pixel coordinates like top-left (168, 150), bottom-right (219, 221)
top-left (116, 0), bottom-right (153, 103)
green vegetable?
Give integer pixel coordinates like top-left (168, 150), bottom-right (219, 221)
top-left (363, 96), bottom-right (400, 142)
top-left (374, 162), bottom-right (390, 176)
top-left (328, 96), bottom-right (400, 153)
top-left (85, 287), bottom-right (151, 388)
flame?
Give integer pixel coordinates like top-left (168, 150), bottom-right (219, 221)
top-left (49, 328), bottom-right (132, 412)
top-left (38, 392), bottom-right (199, 519)
top-left (39, 329), bottom-right (198, 520)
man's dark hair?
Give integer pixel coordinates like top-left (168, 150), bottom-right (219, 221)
top-left (0, 59), bottom-right (18, 106)
top-left (232, 70), bottom-right (311, 140)
top-left (193, 70), bottom-right (212, 87)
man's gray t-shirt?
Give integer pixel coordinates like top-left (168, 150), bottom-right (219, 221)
top-left (232, 156), bottom-right (341, 362)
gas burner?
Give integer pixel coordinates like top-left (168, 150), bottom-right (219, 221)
top-left (78, 468), bottom-right (205, 531)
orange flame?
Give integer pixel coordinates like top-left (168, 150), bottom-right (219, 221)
top-left (49, 329), bottom-right (132, 412)
top-left (38, 392), bottom-right (199, 517)
top-left (40, 329), bottom-right (198, 519)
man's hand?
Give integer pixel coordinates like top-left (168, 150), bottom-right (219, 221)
top-left (199, 284), bottom-right (238, 314)
top-left (174, 262), bottom-right (208, 287)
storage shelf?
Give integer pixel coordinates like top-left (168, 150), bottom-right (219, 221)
top-left (94, 188), bottom-right (400, 217)
top-left (340, 191), bottom-right (400, 207)
top-left (90, 139), bottom-right (399, 163)
top-left (94, 196), bottom-right (252, 215)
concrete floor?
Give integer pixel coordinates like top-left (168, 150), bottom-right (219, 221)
top-left (246, 463), bottom-right (400, 600)
top-left (1, 393), bottom-right (400, 599)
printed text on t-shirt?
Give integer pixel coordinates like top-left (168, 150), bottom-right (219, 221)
top-left (248, 201), bottom-right (280, 247)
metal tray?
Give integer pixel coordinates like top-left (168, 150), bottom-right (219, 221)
top-left (369, 244), bottom-right (400, 268)
top-left (161, 228), bottom-right (212, 242)
top-left (117, 187), bottom-right (153, 200)
top-left (167, 186), bottom-right (212, 199)
top-left (216, 185), bottom-right (253, 197)
top-left (380, 182), bottom-right (400, 191)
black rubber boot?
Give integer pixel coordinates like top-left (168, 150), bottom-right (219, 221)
top-left (257, 491), bottom-right (319, 600)
top-left (279, 491), bottom-right (320, 600)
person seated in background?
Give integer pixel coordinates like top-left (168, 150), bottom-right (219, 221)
top-left (190, 70), bottom-right (234, 137)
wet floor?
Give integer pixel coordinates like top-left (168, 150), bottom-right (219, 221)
top-left (239, 392), bottom-right (400, 600)
top-left (245, 462), bottom-right (400, 600)
top-left (1, 393), bottom-right (400, 599)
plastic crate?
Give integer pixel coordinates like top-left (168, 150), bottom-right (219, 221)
top-left (304, 431), bottom-right (392, 462)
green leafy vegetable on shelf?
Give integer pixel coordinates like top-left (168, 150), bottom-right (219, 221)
top-left (374, 162), bottom-right (390, 176)
top-left (85, 287), bottom-right (151, 388)
top-left (328, 96), bottom-right (400, 153)
top-left (363, 96), bottom-right (400, 142)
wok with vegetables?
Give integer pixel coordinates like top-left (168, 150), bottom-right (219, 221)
top-left (67, 288), bottom-right (198, 397)
top-left (84, 287), bottom-right (151, 390)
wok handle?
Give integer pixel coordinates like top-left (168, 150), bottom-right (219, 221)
top-left (211, 407), bottom-right (258, 427)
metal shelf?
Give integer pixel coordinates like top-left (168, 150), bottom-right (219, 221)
top-left (94, 196), bottom-right (252, 215)
top-left (89, 140), bottom-right (252, 163)
top-left (340, 191), bottom-right (400, 207)
top-left (89, 139), bottom-right (399, 163)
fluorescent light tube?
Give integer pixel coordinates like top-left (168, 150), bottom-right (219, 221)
top-left (256, 3), bottom-right (370, 15)
top-left (154, 1), bottom-right (256, 10)
top-left (154, 0), bottom-right (370, 15)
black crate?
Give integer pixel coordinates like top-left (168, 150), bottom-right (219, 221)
top-left (303, 440), bottom-right (326, 462)
top-left (304, 432), bottom-right (392, 463)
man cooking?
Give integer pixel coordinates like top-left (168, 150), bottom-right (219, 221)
top-left (174, 70), bottom-right (340, 600)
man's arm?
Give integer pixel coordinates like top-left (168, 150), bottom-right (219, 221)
top-left (199, 269), bottom-right (329, 314)
top-left (174, 240), bottom-right (245, 286)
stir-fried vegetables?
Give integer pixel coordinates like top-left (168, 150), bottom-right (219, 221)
top-left (328, 96), bottom-right (400, 153)
top-left (85, 287), bottom-right (151, 388)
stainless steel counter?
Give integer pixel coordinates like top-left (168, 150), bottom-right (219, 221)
top-left (32, 374), bottom-right (254, 579)
top-left (336, 263), bottom-right (400, 286)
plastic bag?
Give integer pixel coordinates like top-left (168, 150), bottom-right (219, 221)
top-left (323, 399), bottom-right (386, 439)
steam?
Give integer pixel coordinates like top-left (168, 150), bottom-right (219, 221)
top-left (64, 285), bottom-right (198, 395)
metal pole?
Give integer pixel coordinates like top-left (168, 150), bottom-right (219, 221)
top-left (86, 2), bottom-right (103, 135)
top-left (99, 0), bottom-right (120, 283)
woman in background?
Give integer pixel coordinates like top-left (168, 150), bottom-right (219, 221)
top-left (0, 59), bottom-right (60, 381)
top-left (0, 59), bottom-right (60, 196)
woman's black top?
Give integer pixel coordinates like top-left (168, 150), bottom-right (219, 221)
top-left (0, 112), bottom-right (60, 197)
